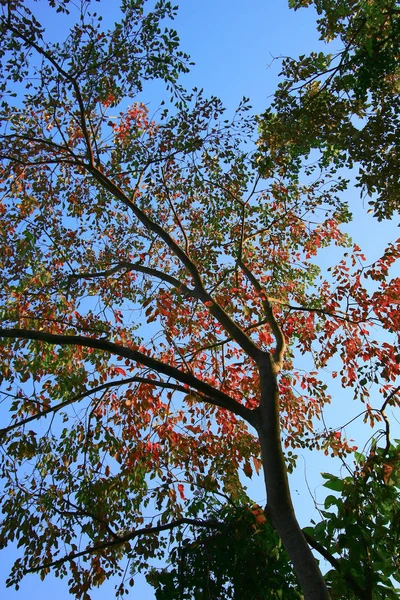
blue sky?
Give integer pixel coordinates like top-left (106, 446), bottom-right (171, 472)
top-left (1, 0), bottom-right (399, 598)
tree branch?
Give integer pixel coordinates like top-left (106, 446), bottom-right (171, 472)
top-left (86, 164), bottom-right (263, 362)
top-left (0, 376), bottom-right (199, 439)
top-left (161, 166), bottom-right (191, 255)
top-left (24, 517), bottom-right (224, 574)
top-left (237, 259), bottom-right (286, 370)
top-left (0, 133), bottom-right (79, 159)
top-left (6, 22), bottom-right (96, 166)
top-left (379, 384), bottom-right (400, 454)
top-left (267, 297), bottom-right (367, 325)
top-left (67, 261), bottom-right (196, 298)
top-left (303, 531), bottom-right (366, 599)
top-left (0, 328), bottom-right (256, 425)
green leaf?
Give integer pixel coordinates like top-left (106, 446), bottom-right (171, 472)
top-left (321, 473), bottom-right (344, 492)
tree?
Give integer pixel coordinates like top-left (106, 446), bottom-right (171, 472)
top-left (257, 0), bottom-right (400, 220)
top-left (147, 503), bottom-right (304, 599)
top-left (149, 442), bottom-right (400, 599)
top-left (0, 1), bottom-right (399, 599)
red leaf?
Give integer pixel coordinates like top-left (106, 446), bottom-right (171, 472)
top-left (114, 367), bottom-right (127, 377)
top-left (177, 484), bottom-right (186, 500)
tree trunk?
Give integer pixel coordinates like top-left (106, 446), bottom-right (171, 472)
top-left (254, 356), bottom-right (331, 600)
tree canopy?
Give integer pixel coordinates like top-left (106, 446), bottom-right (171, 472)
top-left (257, 0), bottom-right (400, 220)
top-left (0, 1), bottom-right (399, 599)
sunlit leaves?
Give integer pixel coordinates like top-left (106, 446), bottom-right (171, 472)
top-left (0, 0), bottom-right (399, 597)
top-left (258, 0), bottom-right (400, 219)
top-left (305, 443), bottom-right (400, 598)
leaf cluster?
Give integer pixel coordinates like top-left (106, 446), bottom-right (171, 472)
top-left (257, 0), bottom-right (400, 219)
top-left (305, 442), bottom-right (400, 598)
top-left (147, 504), bottom-right (302, 600)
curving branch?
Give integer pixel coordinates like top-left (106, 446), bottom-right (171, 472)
top-left (0, 328), bottom-right (257, 425)
top-left (5, 22), bottom-right (96, 166)
top-left (0, 133), bottom-right (80, 159)
top-left (67, 261), bottom-right (197, 298)
top-left (0, 376), bottom-right (202, 439)
top-left (267, 297), bottom-right (369, 325)
top-left (379, 384), bottom-right (400, 454)
top-left (303, 531), bottom-right (366, 599)
top-left (24, 517), bottom-right (224, 574)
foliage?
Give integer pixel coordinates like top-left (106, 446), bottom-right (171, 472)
top-left (0, 1), bottom-right (398, 598)
top-left (305, 441), bottom-right (400, 599)
top-left (147, 504), bottom-right (302, 599)
top-left (257, 0), bottom-right (400, 219)
top-left (148, 443), bottom-right (400, 600)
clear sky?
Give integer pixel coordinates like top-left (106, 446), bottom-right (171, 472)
top-left (1, 1), bottom-right (398, 598)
